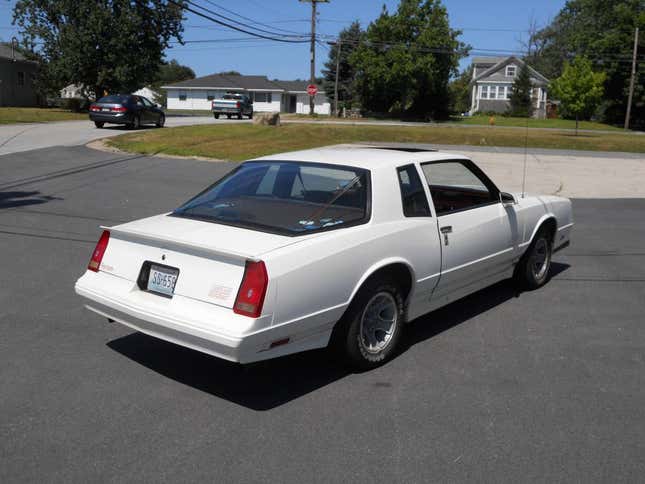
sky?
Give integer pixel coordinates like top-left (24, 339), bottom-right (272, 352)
top-left (0, 0), bottom-right (568, 80)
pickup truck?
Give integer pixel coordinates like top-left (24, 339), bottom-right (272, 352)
top-left (212, 93), bottom-right (253, 119)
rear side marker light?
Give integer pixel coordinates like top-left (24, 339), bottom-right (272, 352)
top-left (234, 260), bottom-right (268, 318)
top-left (88, 230), bottom-right (110, 272)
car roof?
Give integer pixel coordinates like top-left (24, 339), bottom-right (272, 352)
top-left (252, 146), bottom-right (469, 170)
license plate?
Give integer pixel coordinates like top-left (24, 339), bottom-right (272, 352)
top-left (147, 264), bottom-right (179, 297)
top-left (101, 108), bottom-right (110, 112)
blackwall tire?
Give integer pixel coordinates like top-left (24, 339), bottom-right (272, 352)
top-left (516, 228), bottom-right (553, 290)
top-left (331, 280), bottom-right (404, 370)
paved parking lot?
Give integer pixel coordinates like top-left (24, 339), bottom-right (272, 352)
top-left (1, 146), bottom-right (645, 482)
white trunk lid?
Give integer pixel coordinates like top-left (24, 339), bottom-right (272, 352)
top-left (98, 214), bottom-right (298, 309)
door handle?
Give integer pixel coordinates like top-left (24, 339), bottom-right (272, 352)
top-left (440, 226), bottom-right (452, 246)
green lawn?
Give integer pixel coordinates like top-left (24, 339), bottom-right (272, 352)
top-left (450, 114), bottom-right (621, 131)
top-left (107, 123), bottom-right (645, 161)
top-left (0, 107), bottom-right (87, 124)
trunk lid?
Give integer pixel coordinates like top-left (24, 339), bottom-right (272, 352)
top-left (99, 214), bottom-right (300, 309)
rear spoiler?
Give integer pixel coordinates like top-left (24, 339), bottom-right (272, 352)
top-left (101, 225), bottom-right (261, 263)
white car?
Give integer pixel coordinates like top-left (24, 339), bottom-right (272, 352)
top-left (75, 146), bottom-right (573, 369)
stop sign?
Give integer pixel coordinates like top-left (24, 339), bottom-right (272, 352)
top-left (307, 84), bottom-right (318, 96)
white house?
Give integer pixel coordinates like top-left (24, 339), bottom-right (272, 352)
top-left (162, 74), bottom-right (330, 115)
top-left (469, 56), bottom-right (549, 119)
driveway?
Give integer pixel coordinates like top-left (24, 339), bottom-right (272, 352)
top-left (0, 116), bottom-right (247, 156)
top-left (1, 146), bottom-right (644, 482)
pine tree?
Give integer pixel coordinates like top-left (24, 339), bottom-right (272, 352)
top-left (508, 63), bottom-right (533, 117)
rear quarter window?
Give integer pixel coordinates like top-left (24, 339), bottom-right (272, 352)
top-left (397, 165), bottom-right (431, 217)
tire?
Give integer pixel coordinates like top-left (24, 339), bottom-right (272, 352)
top-left (129, 115), bottom-right (141, 130)
top-left (226, 114), bottom-right (232, 119)
top-left (248, 111), bottom-right (253, 119)
top-left (213, 113), bottom-right (220, 119)
top-left (237, 113), bottom-right (243, 120)
top-left (156, 114), bottom-right (165, 128)
top-left (331, 280), bottom-right (404, 370)
top-left (515, 227), bottom-right (553, 290)
top-left (94, 121), bottom-right (104, 129)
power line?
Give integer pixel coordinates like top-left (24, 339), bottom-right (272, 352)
top-left (199, 0), bottom-right (306, 37)
top-left (167, 0), bottom-right (310, 43)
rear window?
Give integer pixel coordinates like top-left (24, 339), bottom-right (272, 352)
top-left (223, 94), bottom-right (242, 100)
top-left (172, 161), bottom-right (370, 235)
top-left (97, 95), bottom-right (130, 104)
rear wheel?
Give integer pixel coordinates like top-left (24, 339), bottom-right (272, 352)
top-left (515, 228), bottom-right (553, 289)
top-left (237, 113), bottom-right (243, 120)
top-left (155, 114), bottom-right (165, 128)
top-left (226, 114), bottom-right (232, 119)
top-left (331, 280), bottom-right (404, 370)
top-left (131, 115), bottom-right (141, 129)
top-left (94, 121), bottom-right (104, 129)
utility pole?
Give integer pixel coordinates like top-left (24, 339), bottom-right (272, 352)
top-left (328, 39), bottom-right (342, 116)
top-left (301, 0), bottom-right (328, 115)
top-left (624, 27), bottom-right (639, 130)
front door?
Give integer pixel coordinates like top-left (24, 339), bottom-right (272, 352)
top-left (289, 95), bottom-right (297, 113)
top-left (421, 160), bottom-right (519, 304)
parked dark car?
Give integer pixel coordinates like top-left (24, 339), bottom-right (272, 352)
top-left (89, 94), bottom-right (165, 129)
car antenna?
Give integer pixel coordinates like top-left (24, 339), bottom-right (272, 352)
top-left (521, 105), bottom-right (529, 198)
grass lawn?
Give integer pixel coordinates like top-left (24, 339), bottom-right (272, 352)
top-left (450, 114), bottom-right (621, 131)
top-left (107, 123), bottom-right (645, 161)
top-left (165, 109), bottom-right (214, 116)
top-left (0, 107), bottom-right (87, 124)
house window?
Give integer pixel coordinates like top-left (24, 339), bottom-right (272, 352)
top-left (506, 65), bottom-right (516, 77)
top-left (489, 86), bottom-right (497, 99)
top-left (506, 86), bottom-right (512, 100)
top-left (253, 92), bottom-right (272, 103)
top-left (178, 91), bottom-right (187, 101)
top-left (17, 72), bottom-right (25, 86)
top-left (207, 91), bottom-right (215, 101)
top-left (480, 86), bottom-right (488, 99)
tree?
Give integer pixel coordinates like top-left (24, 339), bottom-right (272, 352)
top-left (508, 63), bottom-right (533, 117)
top-left (321, 21), bottom-right (364, 114)
top-left (448, 66), bottom-right (472, 114)
top-left (350, 0), bottom-right (469, 120)
top-left (524, 0), bottom-right (644, 127)
top-left (12, 0), bottom-right (185, 100)
top-left (150, 59), bottom-right (195, 105)
top-left (550, 57), bottom-right (606, 134)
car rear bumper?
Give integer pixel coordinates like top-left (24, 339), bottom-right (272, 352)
top-left (89, 113), bottom-right (132, 124)
top-left (75, 271), bottom-right (333, 363)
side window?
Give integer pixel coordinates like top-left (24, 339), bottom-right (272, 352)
top-left (397, 165), bottom-right (430, 217)
top-left (141, 97), bottom-right (153, 107)
top-left (421, 161), bottom-right (496, 215)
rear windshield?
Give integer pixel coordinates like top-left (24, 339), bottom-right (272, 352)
top-left (223, 94), bottom-right (242, 100)
top-left (172, 161), bottom-right (370, 236)
top-left (97, 95), bottom-right (130, 104)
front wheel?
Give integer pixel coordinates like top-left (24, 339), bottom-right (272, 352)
top-left (331, 280), bottom-right (404, 370)
top-left (515, 228), bottom-right (553, 289)
top-left (155, 114), bottom-right (165, 128)
top-left (213, 113), bottom-right (220, 119)
top-left (248, 111), bottom-right (253, 119)
top-left (226, 114), bottom-right (232, 119)
top-left (94, 121), bottom-right (104, 129)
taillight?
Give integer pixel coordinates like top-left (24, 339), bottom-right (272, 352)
top-left (111, 105), bottom-right (127, 112)
top-left (236, 101), bottom-right (241, 108)
top-left (234, 261), bottom-right (268, 318)
top-left (89, 104), bottom-right (100, 112)
top-left (88, 230), bottom-right (110, 272)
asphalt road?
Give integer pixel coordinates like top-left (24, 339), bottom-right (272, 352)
top-left (1, 146), bottom-right (645, 483)
top-left (0, 116), bottom-right (244, 156)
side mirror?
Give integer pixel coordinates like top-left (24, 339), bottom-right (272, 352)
top-left (500, 192), bottom-right (516, 205)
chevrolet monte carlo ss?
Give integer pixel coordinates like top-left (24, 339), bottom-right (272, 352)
top-left (75, 146), bottom-right (573, 369)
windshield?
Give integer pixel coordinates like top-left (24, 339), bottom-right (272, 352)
top-left (172, 161), bottom-right (370, 236)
